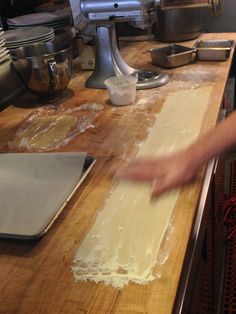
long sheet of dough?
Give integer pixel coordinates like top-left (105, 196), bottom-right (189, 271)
top-left (73, 86), bottom-right (212, 288)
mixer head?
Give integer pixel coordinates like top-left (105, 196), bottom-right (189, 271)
top-left (80, 0), bottom-right (156, 23)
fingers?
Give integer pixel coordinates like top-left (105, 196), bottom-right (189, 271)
top-left (117, 167), bottom-right (158, 181)
top-left (151, 178), bottom-right (171, 198)
top-left (117, 156), bottom-right (195, 198)
top-left (151, 172), bottom-right (196, 198)
top-left (116, 159), bottom-right (162, 181)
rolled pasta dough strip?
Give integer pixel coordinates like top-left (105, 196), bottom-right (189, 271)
top-left (73, 86), bottom-right (212, 288)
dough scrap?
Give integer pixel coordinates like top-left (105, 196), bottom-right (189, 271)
top-left (9, 114), bottom-right (78, 151)
top-left (73, 86), bottom-right (212, 288)
top-left (8, 103), bottom-right (103, 152)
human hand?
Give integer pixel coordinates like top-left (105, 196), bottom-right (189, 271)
top-left (117, 151), bottom-right (198, 197)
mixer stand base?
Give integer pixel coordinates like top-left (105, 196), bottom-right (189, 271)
top-left (134, 70), bottom-right (169, 89)
top-left (85, 24), bottom-right (169, 90)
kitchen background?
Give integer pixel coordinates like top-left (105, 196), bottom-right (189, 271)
top-left (0, 0), bottom-right (235, 32)
top-left (0, 0), bottom-right (235, 109)
top-left (202, 0), bottom-right (236, 32)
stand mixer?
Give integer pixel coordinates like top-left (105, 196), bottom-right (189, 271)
top-left (79, 0), bottom-right (219, 89)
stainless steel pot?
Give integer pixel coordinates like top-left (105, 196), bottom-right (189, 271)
top-left (155, 8), bottom-right (202, 42)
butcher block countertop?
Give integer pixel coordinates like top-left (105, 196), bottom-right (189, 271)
top-left (0, 33), bottom-right (235, 313)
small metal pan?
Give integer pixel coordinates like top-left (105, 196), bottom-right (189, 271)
top-left (194, 39), bottom-right (234, 61)
top-left (148, 44), bottom-right (195, 68)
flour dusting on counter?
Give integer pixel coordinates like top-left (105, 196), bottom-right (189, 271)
top-left (72, 86), bottom-right (213, 288)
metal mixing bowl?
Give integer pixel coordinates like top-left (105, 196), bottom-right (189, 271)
top-left (10, 40), bottom-right (73, 102)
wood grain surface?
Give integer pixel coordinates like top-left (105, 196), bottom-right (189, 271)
top-left (0, 33), bottom-right (235, 314)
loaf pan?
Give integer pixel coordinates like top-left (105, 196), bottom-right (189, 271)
top-left (148, 44), bottom-right (195, 68)
top-left (194, 40), bottom-right (234, 61)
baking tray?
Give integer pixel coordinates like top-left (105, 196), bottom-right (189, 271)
top-left (0, 152), bottom-right (95, 240)
top-left (148, 44), bottom-right (195, 68)
top-left (194, 39), bottom-right (234, 61)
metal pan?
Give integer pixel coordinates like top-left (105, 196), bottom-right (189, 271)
top-left (0, 152), bottom-right (95, 240)
top-left (194, 39), bottom-right (234, 61)
top-left (148, 44), bottom-right (195, 68)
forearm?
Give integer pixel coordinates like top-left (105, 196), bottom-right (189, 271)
top-left (185, 110), bottom-right (236, 170)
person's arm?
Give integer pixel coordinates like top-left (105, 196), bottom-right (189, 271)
top-left (118, 110), bottom-right (236, 197)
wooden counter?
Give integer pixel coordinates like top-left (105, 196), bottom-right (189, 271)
top-left (0, 33), bottom-right (235, 314)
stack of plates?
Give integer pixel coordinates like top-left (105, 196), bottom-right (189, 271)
top-left (0, 30), bottom-right (10, 63)
top-left (4, 26), bottom-right (55, 50)
top-left (7, 12), bottom-right (73, 32)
